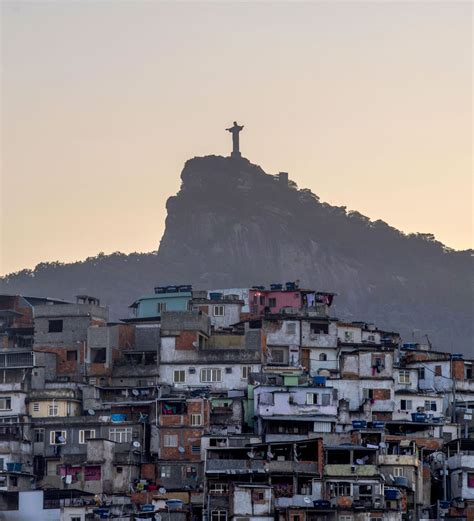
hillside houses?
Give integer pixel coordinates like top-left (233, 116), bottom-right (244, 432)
top-left (0, 284), bottom-right (472, 521)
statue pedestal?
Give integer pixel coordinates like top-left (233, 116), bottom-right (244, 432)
top-left (231, 151), bottom-right (242, 158)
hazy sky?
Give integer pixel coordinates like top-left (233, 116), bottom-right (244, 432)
top-left (1, 1), bottom-right (472, 275)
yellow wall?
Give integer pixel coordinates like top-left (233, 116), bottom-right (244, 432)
top-left (29, 400), bottom-right (81, 417)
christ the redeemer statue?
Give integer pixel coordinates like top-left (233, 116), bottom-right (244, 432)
top-left (226, 121), bottom-right (244, 158)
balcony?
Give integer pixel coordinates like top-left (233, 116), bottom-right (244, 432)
top-left (206, 459), bottom-right (318, 474)
top-left (378, 454), bottom-right (419, 467)
top-left (257, 404), bottom-right (338, 418)
top-left (275, 495), bottom-right (320, 508)
top-left (324, 464), bottom-right (379, 477)
top-left (370, 400), bottom-right (395, 412)
top-left (0, 351), bottom-right (34, 369)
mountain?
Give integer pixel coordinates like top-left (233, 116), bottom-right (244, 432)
top-left (1, 155), bottom-right (472, 352)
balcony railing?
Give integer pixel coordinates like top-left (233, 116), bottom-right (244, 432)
top-left (0, 351), bottom-right (34, 368)
top-left (206, 459), bottom-right (318, 474)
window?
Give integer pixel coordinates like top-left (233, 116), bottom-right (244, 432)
top-left (211, 511), bottom-right (227, 521)
top-left (268, 297), bottom-right (276, 308)
top-left (34, 428), bottom-right (45, 443)
top-left (79, 429), bottom-right (96, 444)
top-left (50, 431), bottom-right (66, 445)
top-left (363, 388), bottom-right (374, 400)
top-left (319, 353), bottom-right (327, 361)
top-left (344, 331), bottom-right (354, 342)
top-left (466, 364), bottom-right (473, 380)
top-left (252, 490), bottom-right (265, 503)
top-left (394, 467), bottom-right (404, 477)
top-left (259, 295), bottom-right (265, 306)
top-left (48, 320), bottom-right (63, 333)
top-left (191, 414), bottom-right (202, 426)
top-left (157, 302), bottom-right (167, 313)
top-left (200, 368), bottom-right (222, 383)
top-left (468, 473), bottom-right (474, 488)
top-left (163, 434), bottom-right (178, 447)
top-left (174, 370), bottom-right (186, 383)
top-left (209, 483), bottom-right (229, 494)
top-left (418, 368), bottom-right (425, 380)
top-left (160, 465), bottom-right (172, 478)
top-left (435, 365), bottom-right (442, 376)
top-left (339, 516), bottom-right (353, 521)
top-left (84, 465), bottom-right (101, 481)
top-left (33, 402), bottom-right (40, 412)
top-left (241, 366), bottom-right (251, 380)
top-left (399, 370), bottom-right (411, 384)
top-left (424, 400), bottom-right (437, 412)
top-left (66, 350), bottom-right (77, 361)
top-left (269, 347), bottom-right (288, 365)
top-left (109, 427), bottom-right (132, 443)
top-left (400, 399), bottom-right (412, 411)
top-left (71, 517), bottom-right (81, 521)
top-left (286, 322), bottom-right (296, 334)
top-left (306, 392), bottom-right (318, 405)
top-left (48, 403), bottom-right (59, 417)
top-left (322, 393), bottom-right (331, 406)
top-left (213, 305), bottom-right (225, 317)
top-left (331, 482), bottom-right (351, 496)
top-left (0, 397), bottom-right (11, 410)
top-left (310, 322), bottom-right (329, 335)
top-left (91, 348), bottom-right (106, 363)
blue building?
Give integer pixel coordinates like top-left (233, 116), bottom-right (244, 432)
top-left (131, 285), bottom-right (193, 318)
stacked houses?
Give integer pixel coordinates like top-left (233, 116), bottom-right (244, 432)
top-left (0, 283), bottom-right (472, 521)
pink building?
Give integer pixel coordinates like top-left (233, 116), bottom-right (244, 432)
top-left (248, 283), bottom-right (334, 315)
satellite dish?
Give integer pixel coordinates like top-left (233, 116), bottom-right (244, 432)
top-left (303, 497), bottom-right (312, 504)
top-left (178, 446), bottom-right (185, 453)
top-left (389, 474), bottom-right (395, 482)
top-left (132, 441), bottom-right (141, 448)
top-left (158, 487), bottom-right (167, 494)
top-left (88, 409), bottom-right (96, 416)
top-left (57, 436), bottom-right (66, 443)
top-left (132, 389), bottom-right (140, 396)
top-left (247, 452), bottom-right (255, 459)
top-left (155, 515), bottom-right (162, 521)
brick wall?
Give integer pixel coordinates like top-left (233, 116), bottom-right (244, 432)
top-left (452, 360), bottom-right (465, 380)
top-left (35, 346), bottom-right (81, 376)
top-left (373, 388), bottom-right (391, 400)
top-left (176, 331), bottom-right (198, 350)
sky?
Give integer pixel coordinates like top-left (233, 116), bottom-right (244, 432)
top-left (1, 0), bottom-right (472, 275)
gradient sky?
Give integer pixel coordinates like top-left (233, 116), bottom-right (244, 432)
top-left (1, 1), bottom-right (472, 276)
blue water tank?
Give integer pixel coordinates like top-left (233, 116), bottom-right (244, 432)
top-left (411, 413), bottom-right (427, 422)
top-left (209, 292), bottom-right (223, 301)
top-left (313, 376), bottom-right (327, 387)
top-left (270, 284), bottom-right (283, 291)
top-left (385, 488), bottom-right (400, 500)
top-left (352, 420), bottom-right (367, 429)
top-left (372, 421), bottom-right (385, 429)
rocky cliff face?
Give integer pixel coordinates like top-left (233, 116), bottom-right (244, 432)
top-left (2, 155), bottom-right (472, 352)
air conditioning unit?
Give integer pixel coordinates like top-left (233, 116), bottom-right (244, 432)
top-left (189, 368), bottom-right (196, 374)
